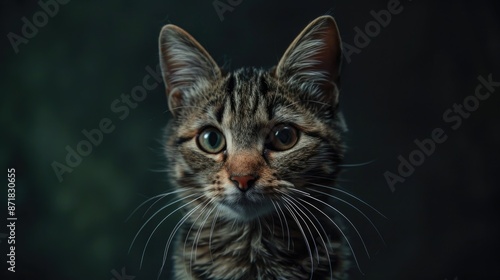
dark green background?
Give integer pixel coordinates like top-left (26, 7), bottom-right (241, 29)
top-left (1, 0), bottom-right (499, 279)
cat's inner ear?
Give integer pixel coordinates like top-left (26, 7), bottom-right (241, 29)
top-left (159, 25), bottom-right (221, 115)
top-left (275, 16), bottom-right (342, 106)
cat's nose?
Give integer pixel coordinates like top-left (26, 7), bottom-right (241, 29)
top-left (230, 175), bottom-right (256, 192)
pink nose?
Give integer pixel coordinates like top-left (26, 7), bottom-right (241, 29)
top-left (230, 175), bottom-right (256, 192)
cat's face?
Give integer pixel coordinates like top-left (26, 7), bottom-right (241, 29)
top-left (160, 16), bottom-right (344, 222)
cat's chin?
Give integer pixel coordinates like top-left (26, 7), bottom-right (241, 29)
top-left (218, 197), bottom-right (275, 222)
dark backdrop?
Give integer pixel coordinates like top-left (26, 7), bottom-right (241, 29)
top-left (1, 0), bottom-right (499, 279)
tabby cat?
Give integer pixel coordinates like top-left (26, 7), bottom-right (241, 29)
top-left (159, 16), bottom-right (351, 279)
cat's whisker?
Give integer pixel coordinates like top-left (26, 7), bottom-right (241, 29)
top-left (276, 202), bottom-right (292, 250)
top-left (282, 201), bottom-right (315, 279)
top-left (129, 193), bottom-right (199, 255)
top-left (148, 168), bottom-right (169, 173)
top-left (262, 212), bottom-right (273, 234)
top-left (300, 174), bottom-right (336, 181)
top-left (290, 190), bottom-right (365, 275)
top-left (208, 207), bottom-right (221, 263)
top-left (126, 193), bottom-right (166, 223)
top-left (309, 182), bottom-right (388, 219)
top-left (270, 210), bottom-right (275, 236)
top-left (142, 189), bottom-right (190, 219)
top-left (283, 196), bottom-right (320, 264)
top-left (191, 200), bottom-right (217, 274)
top-left (126, 189), bottom-right (186, 222)
top-left (301, 190), bottom-right (371, 259)
top-left (301, 174), bottom-right (352, 184)
top-left (337, 160), bottom-right (376, 168)
top-left (183, 200), bottom-right (211, 275)
top-left (271, 200), bottom-right (286, 241)
top-left (159, 199), bottom-right (207, 279)
top-left (183, 199), bottom-right (212, 272)
top-left (282, 193), bottom-right (334, 280)
top-left (306, 187), bottom-right (386, 245)
top-left (288, 188), bottom-right (311, 197)
top-left (140, 194), bottom-right (204, 270)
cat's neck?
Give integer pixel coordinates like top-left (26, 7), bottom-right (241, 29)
top-left (180, 210), bottom-right (314, 263)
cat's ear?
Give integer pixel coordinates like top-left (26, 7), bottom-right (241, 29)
top-left (159, 25), bottom-right (221, 115)
top-left (275, 16), bottom-right (342, 106)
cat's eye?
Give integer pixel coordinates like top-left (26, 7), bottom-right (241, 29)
top-left (197, 127), bottom-right (226, 154)
top-left (269, 124), bottom-right (298, 151)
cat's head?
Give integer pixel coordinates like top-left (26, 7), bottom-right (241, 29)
top-left (159, 16), bottom-right (344, 222)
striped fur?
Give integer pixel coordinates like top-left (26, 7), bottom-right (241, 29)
top-left (159, 16), bottom-right (350, 279)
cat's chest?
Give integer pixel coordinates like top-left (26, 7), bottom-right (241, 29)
top-left (174, 219), bottom-right (342, 280)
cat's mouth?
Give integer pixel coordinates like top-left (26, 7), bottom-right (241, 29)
top-left (218, 192), bottom-right (274, 221)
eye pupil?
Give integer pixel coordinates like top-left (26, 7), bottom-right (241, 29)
top-left (207, 131), bottom-right (219, 147)
top-left (198, 128), bottom-right (225, 154)
top-left (276, 128), bottom-right (291, 144)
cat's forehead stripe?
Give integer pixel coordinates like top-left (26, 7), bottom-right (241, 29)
top-left (250, 86), bottom-right (260, 116)
top-left (226, 73), bottom-right (236, 114)
top-left (215, 102), bottom-right (224, 124)
top-left (226, 68), bottom-right (267, 117)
